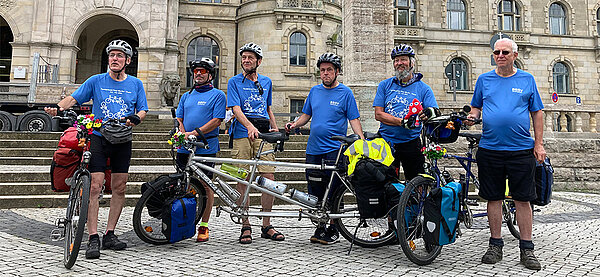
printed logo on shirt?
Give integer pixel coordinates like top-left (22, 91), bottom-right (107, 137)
top-left (243, 93), bottom-right (266, 115)
top-left (330, 101), bottom-right (340, 107)
top-left (197, 101), bottom-right (207, 106)
top-left (100, 95), bottom-right (129, 119)
top-left (512, 88), bottom-right (523, 94)
top-left (385, 95), bottom-right (410, 118)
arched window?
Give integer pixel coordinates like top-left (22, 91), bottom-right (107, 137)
top-left (497, 0), bottom-right (521, 31)
top-left (447, 0), bottom-right (466, 30)
top-left (549, 3), bottom-right (566, 35)
top-left (0, 16), bottom-right (13, 82)
top-left (395, 0), bottom-right (417, 26)
top-left (596, 8), bottom-right (600, 35)
top-left (449, 58), bottom-right (469, 91)
top-left (187, 36), bottom-right (220, 88)
top-left (289, 32), bottom-right (307, 66)
top-left (552, 62), bottom-right (570, 94)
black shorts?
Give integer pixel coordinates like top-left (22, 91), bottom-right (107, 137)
top-left (476, 147), bottom-right (537, 202)
top-left (89, 134), bottom-right (132, 173)
top-left (176, 152), bottom-right (216, 179)
top-left (391, 137), bottom-right (425, 181)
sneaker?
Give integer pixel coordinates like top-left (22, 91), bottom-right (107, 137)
top-left (520, 249), bottom-right (542, 270)
top-left (102, 232), bottom-right (127, 250)
top-left (85, 236), bottom-right (101, 259)
top-left (481, 245), bottom-right (503, 264)
top-left (196, 226), bottom-right (209, 242)
top-left (319, 225), bottom-right (340, 245)
top-left (310, 226), bottom-right (326, 243)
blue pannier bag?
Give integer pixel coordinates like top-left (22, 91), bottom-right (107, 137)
top-left (162, 193), bottom-right (197, 243)
top-left (423, 181), bottom-right (461, 246)
top-left (533, 157), bottom-right (553, 206)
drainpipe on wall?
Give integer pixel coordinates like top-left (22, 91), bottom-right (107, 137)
top-left (234, 0), bottom-right (241, 76)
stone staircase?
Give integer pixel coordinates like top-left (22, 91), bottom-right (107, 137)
top-left (0, 114), bottom-right (311, 208)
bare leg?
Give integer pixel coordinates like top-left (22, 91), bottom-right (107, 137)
top-left (487, 200), bottom-right (503, 239)
top-left (87, 172), bottom-right (105, 236)
top-left (106, 173), bottom-right (128, 231)
top-left (236, 182), bottom-right (252, 243)
top-left (260, 173), bottom-right (283, 239)
top-left (514, 200), bottom-right (533, 241)
top-left (202, 184), bottom-right (214, 222)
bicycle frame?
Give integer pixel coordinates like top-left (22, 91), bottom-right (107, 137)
top-left (182, 138), bottom-right (358, 222)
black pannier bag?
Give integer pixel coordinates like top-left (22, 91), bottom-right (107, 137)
top-left (141, 174), bottom-right (185, 218)
top-left (351, 158), bottom-right (396, 219)
top-left (533, 157), bottom-right (554, 206)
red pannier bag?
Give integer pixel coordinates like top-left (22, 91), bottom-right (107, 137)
top-left (58, 127), bottom-right (83, 152)
top-left (50, 148), bottom-right (81, 192)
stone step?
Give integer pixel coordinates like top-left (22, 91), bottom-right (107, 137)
top-left (0, 148), bottom-right (308, 159)
top-left (0, 157), bottom-right (306, 166)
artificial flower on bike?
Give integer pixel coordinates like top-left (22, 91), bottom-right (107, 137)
top-left (167, 131), bottom-right (186, 149)
top-left (73, 114), bottom-right (102, 135)
top-left (422, 144), bottom-right (447, 160)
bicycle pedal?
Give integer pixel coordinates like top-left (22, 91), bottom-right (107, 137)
top-left (54, 218), bottom-right (66, 228)
top-left (466, 199), bottom-right (479, 206)
top-left (50, 228), bottom-right (64, 241)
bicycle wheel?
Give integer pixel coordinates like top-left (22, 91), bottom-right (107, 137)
top-left (503, 199), bottom-right (520, 239)
top-left (397, 176), bottom-right (443, 265)
top-left (133, 177), bottom-right (207, 245)
top-left (64, 174), bottom-right (90, 269)
top-left (332, 185), bottom-right (396, 248)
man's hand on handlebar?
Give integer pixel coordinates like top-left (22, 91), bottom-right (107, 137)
top-left (247, 125), bottom-right (260, 141)
top-left (44, 106), bottom-right (61, 117)
top-left (285, 122), bottom-right (294, 132)
top-left (464, 114), bottom-right (479, 126)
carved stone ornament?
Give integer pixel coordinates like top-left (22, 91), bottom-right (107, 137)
top-left (160, 74), bottom-right (181, 106)
top-left (0, 0), bottom-right (15, 11)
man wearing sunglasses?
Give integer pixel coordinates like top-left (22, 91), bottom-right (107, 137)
top-left (44, 39), bottom-right (148, 259)
top-left (466, 38), bottom-right (545, 271)
top-left (227, 42), bottom-right (284, 244)
top-left (176, 57), bottom-right (226, 242)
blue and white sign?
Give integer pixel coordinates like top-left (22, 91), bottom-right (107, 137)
top-left (576, 96), bottom-right (581, 106)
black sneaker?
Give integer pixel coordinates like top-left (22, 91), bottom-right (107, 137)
top-left (481, 244), bottom-right (503, 264)
top-left (102, 232), bottom-right (127, 250)
top-left (319, 225), bottom-right (340, 245)
top-left (85, 236), bottom-right (101, 259)
top-left (310, 226), bottom-right (326, 243)
top-left (520, 249), bottom-right (541, 270)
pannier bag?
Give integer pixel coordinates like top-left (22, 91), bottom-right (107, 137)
top-left (100, 121), bottom-right (133, 144)
top-left (533, 157), bottom-right (554, 206)
top-left (352, 158), bottom-right (396, 219)
top-left (141, 174), bottom-right (185, 218)
top-left (423, 181), bottom-right (461, 246)
top-left (50, 148), bottom-right (82, 192)
top-left (58, 127), bottom-right (83, 151)
top-left (162, 193), bottom-right (197, 243)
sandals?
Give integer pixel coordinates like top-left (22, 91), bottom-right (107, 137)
top-left (239, 226), bottom-right (252, 244)
top-left (261, 225), bottom-right (285, 241)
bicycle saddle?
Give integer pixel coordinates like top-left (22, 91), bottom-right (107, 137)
top-left (259, 132), bottom-right (288, 143)
top-left (331, 134), bottom-right (360, 145)
top-left (459, 132), bottom-right (481, 143)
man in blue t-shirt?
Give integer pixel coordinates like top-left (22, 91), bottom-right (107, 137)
top-left (227, 42), bottom-right (284, 244)
top-left (175, 57), bottom-right (225, 243)
top-left (286, 53), bottom-right (364, 245)
top-left (373, 44), bottom-right (438, 181)
top-left (45, 40), bottom-right (148, 259)
top-left (467, 38), bottom-right (546, 271)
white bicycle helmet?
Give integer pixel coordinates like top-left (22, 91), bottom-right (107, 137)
top-left (317, 53), bottom-right (342, 71)
top-left (239, 42), bottom-right (263, 59)
top-left (106, 39), bottom-right (134, 57)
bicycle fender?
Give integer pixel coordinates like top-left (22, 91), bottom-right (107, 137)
top-left (417, 173), bottom-right (436, 181)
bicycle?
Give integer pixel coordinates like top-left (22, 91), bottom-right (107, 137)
top-left (396, 106), bottom-right (521, 265)
top-left (49, 111), bottom-right (122, 269)
top-left (132, 122), bottom-right (397, 247)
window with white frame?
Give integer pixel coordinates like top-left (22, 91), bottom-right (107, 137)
top-left (449, 58), bottom-right (469, 91)
top-left (447, 0), bottom-right (466, 30)
top-left (497, 0), bottom-right (521, 31)
top-left (549, 3), bottom-right (567, 35)
top-left (394, 0), bottom-right (417, 26)
top-left (289, 32), bottom-right (307, 66)
top-left (552, 62), bottom-right (570, 94)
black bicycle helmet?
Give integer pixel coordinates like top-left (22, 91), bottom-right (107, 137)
top-left (189, 57), bottom-right (216, 78)
top-left (316, 53), bottom-right (342, 71)
top-left (106, 39), bottom-right (134, 57)
top-left (239, 42), bottom-right (263, 59)
top-left (390, 44), bottom-right (415, 59)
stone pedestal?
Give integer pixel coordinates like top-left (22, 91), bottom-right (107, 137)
top-left (343, 0), bottom-right (394, 131)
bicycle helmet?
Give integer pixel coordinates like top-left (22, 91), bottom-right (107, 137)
top-left (316, 53), bottom-right (342, 71)
top-left (106, 39), bottom-right (134, 57)
top-left (239, 42), bottom-right (263, 59)
top-left (189, 57), bottom-right (216, 78)
top-left (390, 44), bottom-right (415, 59)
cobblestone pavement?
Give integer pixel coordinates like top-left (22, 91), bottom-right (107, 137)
top-left (0, 192), bottom-right (599, 277)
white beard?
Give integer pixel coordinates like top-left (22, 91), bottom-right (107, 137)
top-left (395, 66), bottom-right (413, 81)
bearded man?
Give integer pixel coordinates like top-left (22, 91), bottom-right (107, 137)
top-left (373, 44), bottom-right (438, 181)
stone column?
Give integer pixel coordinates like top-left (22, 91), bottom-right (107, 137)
top-left (559, 112), bottom-right (567, 132)
top-left (575, 112), bottom-right (583, 132)
top-left (590, 112), bottom-right (597, 133)
top-left (162, 0), bottom-right (181, 107)
top-left (343, 0), bottom-right (394, 133)
top-left (545, 110), bottom-right (554, 132)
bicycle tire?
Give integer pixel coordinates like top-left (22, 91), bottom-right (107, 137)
top-left (332, 185), bottom-right (396, 248)
top-left (397, 176), bottom-right (443, 265)
top-left (64, 174), bottom-right (90, 269)
top-left (133, 177), bottom-right (207, 245)
top-left (503, 199), bottom-right (520, 240)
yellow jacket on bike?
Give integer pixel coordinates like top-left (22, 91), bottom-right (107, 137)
top-left (344, 138), bottom-right (394, 175)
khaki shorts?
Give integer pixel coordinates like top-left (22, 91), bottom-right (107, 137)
top-left (232, 138), bottom-right (276, 174)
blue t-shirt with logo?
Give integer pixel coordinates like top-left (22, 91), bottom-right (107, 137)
top-left (227, 73), bottom-right (273, 139)
top-left (471, 69), bottom-right (544, 151)
top-left (373, 77), bottom-right (438, 144)
top-left (71, 73), bottom-right (149, 136)
top-left (176, 88), bottom-right (226, 154)
top-left (303, 83), bottom-right (360, 155)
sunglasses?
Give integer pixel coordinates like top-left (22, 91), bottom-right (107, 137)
top-left (254, 81), bottom-right (264, 95)
top-left (493, 50), bottom-right (511, 56)
top-left (193, 68), bottom-right (208, 75)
